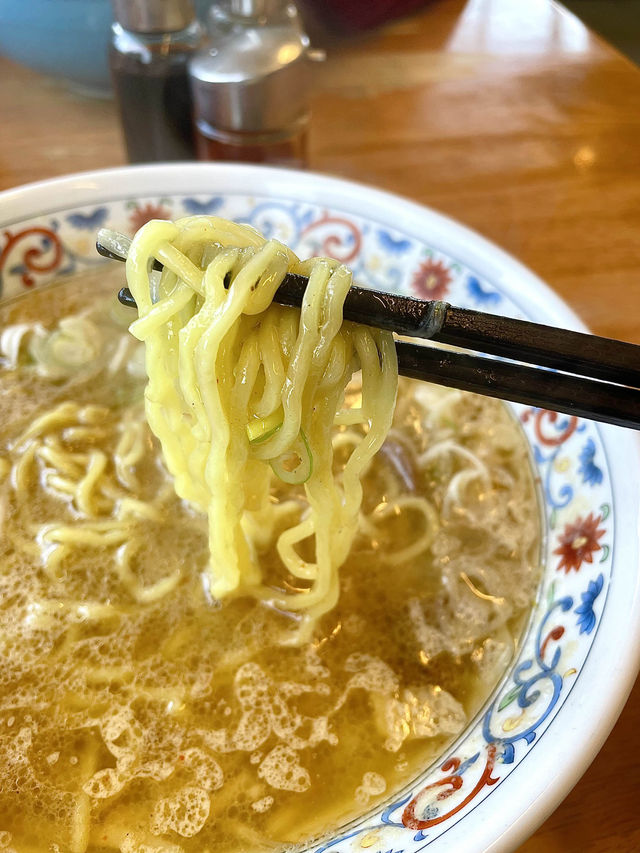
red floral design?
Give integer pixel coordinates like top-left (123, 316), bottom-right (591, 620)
top-left (129, 202), bottom-right (172, 233)
top-left (554, 512), bottom-right (605, 573)
top-left (411, 258), bottom-right (452, 300)
top-left (521, 409), bottom-right (578, 446)
top-left (0, 227), bottom-right (64, 288)
top-left (402, 743), bottom-right (499, 830)
top-left (300, 213), bottom-right (362, 263)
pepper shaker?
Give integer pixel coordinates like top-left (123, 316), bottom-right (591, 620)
top-left (189, 0), bottom-right (312, 167)
top-left (110, 0), bottom-right (204, 163)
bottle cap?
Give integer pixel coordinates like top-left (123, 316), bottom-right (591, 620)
top-left (112, 0), bottom-right (196, 33)
top-left (190, 1), bottom-right (311, 134)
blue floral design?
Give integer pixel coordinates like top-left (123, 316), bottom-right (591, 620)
top-left (66, 207), bottom-right (108, 229)
top-left (297, 208), bottom-right (316, 230)
top-left (533, 441), bottom-right (574, 513)
top-left (377, 229), bottom-right (412, 255)
top-left (467, 275), bottom-right (501, 305)
top-left (578, 438), bottom-right (603, 486)
top-left (483, 595), bottom-right (573, 764)
top-left (351, 257), bottom-right (404, 293)
top-left (243, 201), bottom-right (306, 242)
top-left (182, 196), bottom-right (224, 215)
top-left (574, 573), bottom-right (604, 634)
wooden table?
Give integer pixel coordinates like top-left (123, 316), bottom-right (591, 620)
top-left (0, 0), bottom-right (638, 849)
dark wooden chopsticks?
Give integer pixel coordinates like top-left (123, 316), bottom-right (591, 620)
top-left (396, 343), bottom-right (640, 431)
top-left (96, 231), bottom-right (640, 431)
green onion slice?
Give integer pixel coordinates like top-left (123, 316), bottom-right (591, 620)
top-left (270, 429), bottom-right (313, 485)
top-left (247, 406), bottom-right (283, 444)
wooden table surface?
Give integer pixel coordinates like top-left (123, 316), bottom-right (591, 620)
top-left (0, 0), bottom-right (638, 849)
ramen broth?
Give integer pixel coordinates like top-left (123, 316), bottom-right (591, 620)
top-left (0, 276), bottom-right (540, 852)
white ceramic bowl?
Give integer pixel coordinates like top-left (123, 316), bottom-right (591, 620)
top-left (1, 164), bottom-right (639, 853)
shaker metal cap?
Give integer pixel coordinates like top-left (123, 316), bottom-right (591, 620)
top-left (189, 3), bottom-right (311, 134)
top-left (112, 0), bottom-right (196, 33)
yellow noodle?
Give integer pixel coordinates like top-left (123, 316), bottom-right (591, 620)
top-left (114, 419), bottom-right (145, 490)
top-left (69, 740), bottom-right (98, 853)
top-left (12, 401), bottom-right (80, 449)
top-left (116, 540), bottom-right (181, 604)
top-left (45, 473), bottom-right (78, 496)
top-left (76, 450), bottom-right (108, 516)
top-left (11, 441), bottom-right (37, 492)
top-left (36, 444), bottom-right (86, 478)
top-left (126, 217), bottom-right (398, 639)
top-left (362, 496), bottom-right (440, 566)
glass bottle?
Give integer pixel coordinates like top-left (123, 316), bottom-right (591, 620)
top-left (189, 0), bottom-right (312, 167)
top-left (110, 0), bottom-right (204, 163)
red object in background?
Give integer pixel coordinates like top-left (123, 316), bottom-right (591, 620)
top-left (299, 0), bottom-right (430, 36)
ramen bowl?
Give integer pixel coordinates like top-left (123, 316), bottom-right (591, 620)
top-left (0, 163), bottom-right (638, 853)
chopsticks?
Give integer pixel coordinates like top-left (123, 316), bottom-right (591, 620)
top-left (396, 343), bottom-right (640, 430)
top-left (96, 230), bottom-right (640, 431)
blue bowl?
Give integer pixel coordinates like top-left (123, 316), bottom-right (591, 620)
top-left (0, 0), bottom-right (214, 96)
top-left (0, 0), bottom-right (113, 94)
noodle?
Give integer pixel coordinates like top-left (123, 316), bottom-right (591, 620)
top-left (125, 216), bottom-right (398, 639)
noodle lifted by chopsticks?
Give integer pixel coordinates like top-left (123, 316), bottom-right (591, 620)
top-left (126, 216), bottom-right (398, 639)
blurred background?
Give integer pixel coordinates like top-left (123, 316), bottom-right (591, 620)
top-left (0, 0), bottom-right (638, 101)
top-left (2, 0), bottom-right (639, 175)
top-left (563, 0), bottom-right (640, 64)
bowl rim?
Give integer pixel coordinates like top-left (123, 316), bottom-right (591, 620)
top-left (1, 162), bottom-right (639, 853)
top-left (0, 162), bottom-right (617, 335)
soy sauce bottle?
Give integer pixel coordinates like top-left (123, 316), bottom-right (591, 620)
top-left (110, 0), bottom-right (203, 162)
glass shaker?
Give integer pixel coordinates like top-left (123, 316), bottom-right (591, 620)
top-left (110, 0), bottom-right (203, 162)
top-left (189, 0), bottom-right (312, 167)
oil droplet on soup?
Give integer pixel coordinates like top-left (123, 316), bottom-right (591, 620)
top-left (0, 276), bottom-right (540, 852)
